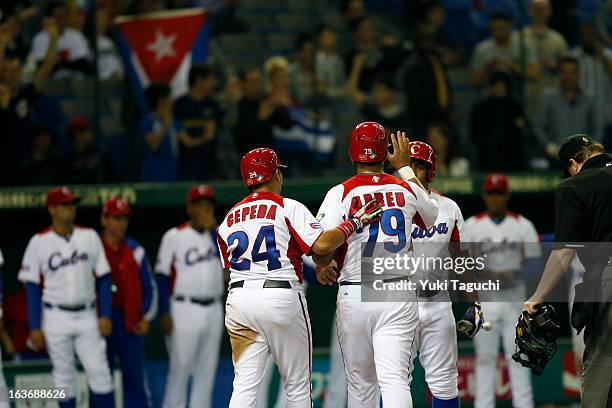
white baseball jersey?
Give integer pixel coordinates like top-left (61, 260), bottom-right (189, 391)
top-left (317, 173), bottom-right (439, 282)
top-left (217, 191), bottom-right (323, 284)
top-left (411, 190), bottom-right (465, 284)
top-left (155, 224), bottom-right (224, 299)
top-left (464, 211), bottom-right (541, 272)
top-left (18, 227), bottom-right (110, 305)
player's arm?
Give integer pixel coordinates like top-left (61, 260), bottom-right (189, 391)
top-left (134, 245), bottom-right (157, 335)
top-left (18, 237), bottom-right (45, 350)
top-left (92, 233), bottom-right (113, 336)
top-left (287, 198), bottom-right (382, 259)
top-left (155, 231), bottom-right (175, 334)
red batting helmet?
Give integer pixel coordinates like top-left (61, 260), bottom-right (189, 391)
top-left (240, 148), bottom-right (287, 188)
top-left (409, 141), bottom-right (437, 181)
top-left (349, 122), bottom-right (388, 163)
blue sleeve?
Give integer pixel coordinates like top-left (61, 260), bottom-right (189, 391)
top-left (25, 282), bottom-right (42, 330)
top-left (139, 115), bottom-right (155, 138)
top-left (139, 255), bottom-right (158, 321)
top-left (156, 274), bottom-right (170, 315)
top-left (302, 263), bottom-right (316, 284)
top-left (522, 257), bottom-right (544, 279)
top-left (97, 275), bottom-right (112, 318)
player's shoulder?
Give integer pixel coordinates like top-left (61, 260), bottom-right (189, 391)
top-left (508, 211), bottom-right (536, 228)
top-left (125, 236), bottom-right (144, 252)
top-left (163, 223), bottom-right (189, 238)
top-left (465, 211), bottom-right (488, 224)
top-left (340, 173), bottom-right (414, 199)
top-left (34, 227), bottom-right (52, 238)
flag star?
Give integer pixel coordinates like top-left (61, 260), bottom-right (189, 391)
top-left (146, 31), bottom-right (177, 62)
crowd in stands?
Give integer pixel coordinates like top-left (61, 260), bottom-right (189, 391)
top-left (1, 0), bottom-right (612, 186)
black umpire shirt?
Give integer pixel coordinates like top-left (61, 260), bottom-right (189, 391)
top-left (554, 153), bottom-right (612, 271)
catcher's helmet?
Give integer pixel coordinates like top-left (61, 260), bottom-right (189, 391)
top-left (409, 141), bottom-right (437, 181)
top-left (240, 148), bottom-right (287, 188)
top-left (349, 122), bottom-right (387, 163)
top-left (512, 304), bottom-right (560, 375)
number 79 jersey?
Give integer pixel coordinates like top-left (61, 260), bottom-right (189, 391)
top-left (317, 173), bottom-right (439, 283)
top-left (216, 191), bottom-right (324, 284)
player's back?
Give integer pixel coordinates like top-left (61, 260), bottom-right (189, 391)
top-left (217, 191), bottom-right (322, 285)
top-left (318, 173), bottom-right (438, 283)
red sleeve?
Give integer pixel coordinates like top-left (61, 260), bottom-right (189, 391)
top-left (216, 232), bottom-right (230, 268)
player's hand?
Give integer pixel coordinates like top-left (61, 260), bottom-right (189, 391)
top-left (98, 317), bottom-right (112, 337)
top-left (28, 329), bottom-right (45, 351)
top-left (350, 198), bottom-right (383, 230)
top-left (388, 130), bottom-right (411, 171)
top-left (159, 313), bottom-right (173, 334)
top-left (523, 295), bottom-right (543, 315)
top-left (132, 319), bottom-right (150, 336)
top-left (316, 261), bottom-right (338, 286)
top-left (459, 302), bottom-right (484, 338)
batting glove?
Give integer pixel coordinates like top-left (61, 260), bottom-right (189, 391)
top-left (338, 198), bottom-right (384, 239)
top-left (459, 302), bottom-right (484, 338)
top-left (350, 198), bottom-right (384, 230)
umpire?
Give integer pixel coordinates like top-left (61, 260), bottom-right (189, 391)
top-left (524, 134), bottom-right (612, 406)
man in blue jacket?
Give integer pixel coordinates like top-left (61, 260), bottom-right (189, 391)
top-left (101, 197), bottom-right (157, 408)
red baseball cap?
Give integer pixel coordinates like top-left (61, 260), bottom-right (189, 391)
top-left (68, 115), bottom-right (91, 136)
top-left (46, 187), bottom-right (82, 206)
top-left (483, 173), bottom-right (509, 193)
top-left (102, 197), bottom-right (131, 216)
top-left (188, 184), bottom-right (215, 204)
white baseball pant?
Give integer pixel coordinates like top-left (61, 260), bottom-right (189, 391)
top-left (474, 285), bottom-right (533, 408)
top-left (163, 298), bottom-right (223, 408)
top-left (225, 281), bottom-right (312, 408)
top-left (257, 355), bottom-right (289, 408)
top-left (42, 307), bottom-right (113, 397)
top-left (410, 299), bottom-right (458, 399)
top-left (323, 314), bottom-right (347, 408)
top-left (336, 285), bottom-right (418, 408)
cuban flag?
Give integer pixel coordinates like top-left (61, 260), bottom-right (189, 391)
top-left (114, 8), bottom-right (210, 112)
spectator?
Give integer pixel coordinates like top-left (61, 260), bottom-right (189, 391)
top-left (261, 56), bottom-right (294, 137)
top-left (229, 67), bottom-right (269, 154)
top-left (21, 124), bottom-right (63, 186)
top-left (570, 23), bottom-right (612, 136)
top-left (315, 25), bottom-right (346, 100)
top-left (425, 123), bottom-right (468, 176)
top-left (62, 116), bottom-right (101, 184)
top-left (404, 31), bottom-right (454, 138)
top-left (345, 17), bottom-right (406, 94)
top-left (290, 33), bottom-right (316, 105)
top-left (514, 0), bottom-right (568, 115)
top-left (0, 6), bottom-right (28, 62)
top-left (174, 64), bottom-right (222, 180)
top-left (139, 83), bottom-right (183, 182)
top-left (470, 71), bottom-right (527, 171)
top-left (471, 11), bottom-right (538, 93)
top-left (28, 2), bottom-right (93, 79)
top-left (348, 75), bottom-right (409, 134)
top-left (535, 57), bottom-right (596, 161)
top-left (0, 20), bottom-right (58, 186)
top-left (91, 8), bottom-right (123, 81)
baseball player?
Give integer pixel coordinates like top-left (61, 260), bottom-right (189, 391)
top-left (155, 184), bottom-right (224, 408)
top-left (18, 187), bottom-right (115, 408)
top-left (405, 141), bottom-right (484, 408)
top-left (464, 174), bottom-right (541, 408)
top-left (217, 147), bottom-right (382, 408)
top-left (315, 123), bottom-right (439, 407)
top-left (101, 197), bottom-right (157, 408)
